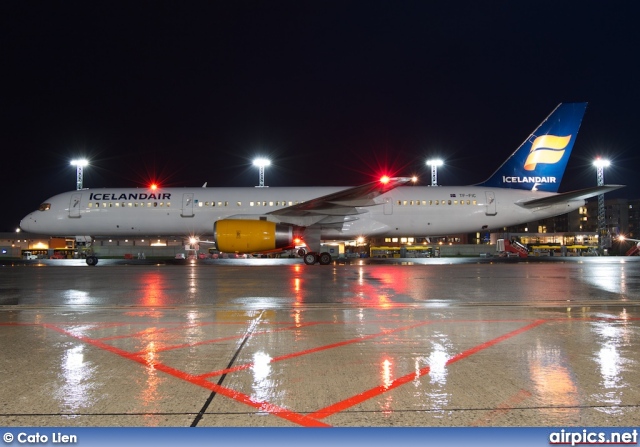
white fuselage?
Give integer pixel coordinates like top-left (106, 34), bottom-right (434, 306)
top-left (20, 185), bottom-right (584, 239)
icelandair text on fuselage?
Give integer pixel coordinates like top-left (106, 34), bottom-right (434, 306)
top-left (3, 432), bottom-right (77, 444)
top-left (502, 176), bottom-right (556, 184)
top-left (89, 192), bottom-right (171, 201)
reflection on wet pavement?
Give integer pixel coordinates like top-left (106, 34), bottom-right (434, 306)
top-left (1, 259), bottom-right (640, 426)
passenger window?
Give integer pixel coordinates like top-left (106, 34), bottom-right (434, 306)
top-left (39, 203), bottom-right (51, 211)
top-left (435, 200), bottom-right (439, 205)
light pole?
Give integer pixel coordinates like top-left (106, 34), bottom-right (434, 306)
top-left (593, 157), bottom-right (610, 254)
top-left (70, 159), bottom-right (89, 190)
top-left (426, 159), bottom-right (443, 186)
top-left (253, 158), bottom-right (270, 187)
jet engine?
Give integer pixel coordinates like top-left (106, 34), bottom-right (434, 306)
top-left (213, 219), bottom-right (294, 253)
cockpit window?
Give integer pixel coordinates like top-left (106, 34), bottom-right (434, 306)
top-left (38, 203), bottom-right (51, 211)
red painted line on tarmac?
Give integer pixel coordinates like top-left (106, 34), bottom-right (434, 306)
top-left (98, 320), bottom-right (315, 342)
top-left (42, 323), bottom-right (330, 427)
top-left (198, 321), bottom-right (433, 379)
top-left (309, 319), bottom-right (547, 419)
top-left (444, 319), bottom-right (546, 365)
top-left (470, 388), bottom-right (532, 426)
top-left (135, 321), bottom-right (324, 355)
top-left (98, 322), bottom-right (234, 341)
top-left (309, 365), bottom-right (433, 419)
top-left (80, 322), bottom-right (133, 330)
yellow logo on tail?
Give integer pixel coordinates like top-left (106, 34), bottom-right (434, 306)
top-left (524, 135), bottom-right (571, 171)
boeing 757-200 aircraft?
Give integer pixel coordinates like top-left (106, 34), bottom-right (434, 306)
top-left (21, 102), bottom-right (623, 265)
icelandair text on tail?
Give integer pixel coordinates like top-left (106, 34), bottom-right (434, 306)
top-left (550, 429), bottom-right (638, 446)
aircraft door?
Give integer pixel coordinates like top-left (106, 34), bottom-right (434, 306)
top-left (383, 197), bottom-right (393, 215)
top-left (181, 193), bottom-right (194, 217)
top-left (485, 191), bottom-right (497, 216)
top-left (69, 193), bottom-right (82, 218)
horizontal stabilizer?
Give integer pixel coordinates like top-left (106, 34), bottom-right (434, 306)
top-left (519, 185), bottom-right (625, 208)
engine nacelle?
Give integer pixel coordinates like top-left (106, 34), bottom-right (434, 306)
top-left (213, 219), bottom-right (293, 253)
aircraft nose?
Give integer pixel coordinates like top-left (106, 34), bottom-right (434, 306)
top-left (20, 213), bottom-right (36, 232)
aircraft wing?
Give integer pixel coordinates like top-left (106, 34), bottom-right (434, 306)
top-left (519, 185), bottom-right (625, 208)
top-left (269, 177), bottom-right (413, 218)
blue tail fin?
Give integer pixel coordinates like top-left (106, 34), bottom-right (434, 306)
top-left (478, 102), bottom-right (587, 192)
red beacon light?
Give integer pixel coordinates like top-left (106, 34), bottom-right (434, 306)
top-left (380, 176), bottom-right (390, 184)
top-left (150, 183), bottom-right (158, 190)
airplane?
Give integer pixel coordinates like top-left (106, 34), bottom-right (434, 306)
top-left (20, 102), bottom-right (624, 266)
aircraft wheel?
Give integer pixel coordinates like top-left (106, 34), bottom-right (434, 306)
top-left (318, 252), bottom-right (332, 265)
top-left (297, 248), bottom-right (307, 257)
top-left (303, 252), bottom-right (318, 265)
top-left (86, 256), bottom-right (98, 266)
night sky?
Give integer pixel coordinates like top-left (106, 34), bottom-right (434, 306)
top-left (3, 1), bottom-right (640, 232)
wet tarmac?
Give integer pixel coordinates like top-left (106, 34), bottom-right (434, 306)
top-left (1, 257), bottom-right (640, 427)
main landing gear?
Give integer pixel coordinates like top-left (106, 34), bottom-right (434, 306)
top-left (85, 255), bottom-right (99, 266)
top-left (303, 251), bottom-right (333, 265)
